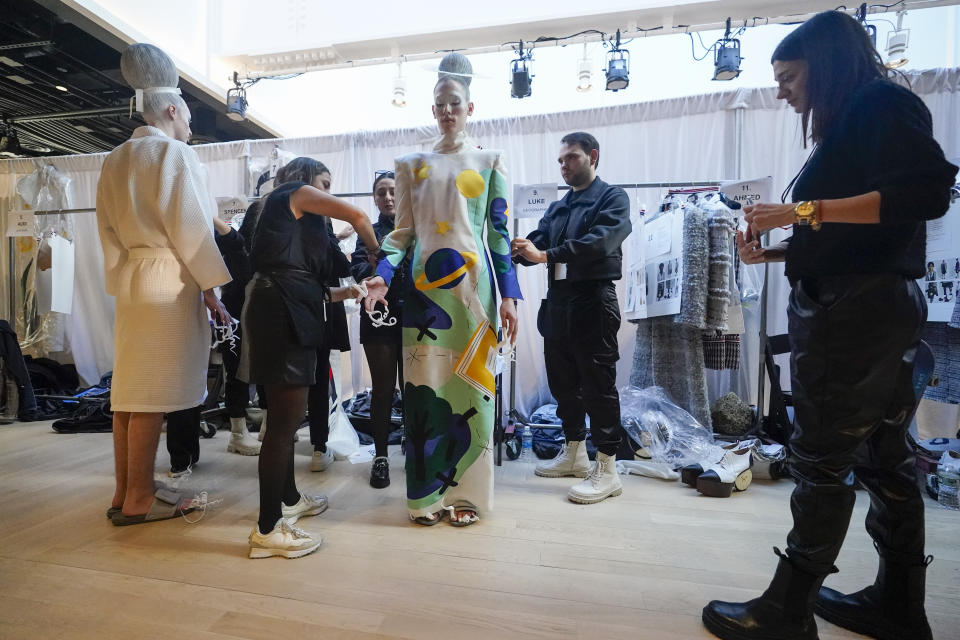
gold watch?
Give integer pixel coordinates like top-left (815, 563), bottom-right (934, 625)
top-left (794, 200), bottom-right (821, 231)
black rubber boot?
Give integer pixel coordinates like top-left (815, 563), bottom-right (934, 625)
top-left (702, 548), bottom-right (826, 640)
top-left (815, 549), bottom-right (933, 640)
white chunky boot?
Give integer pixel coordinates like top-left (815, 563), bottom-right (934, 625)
top-left (257, 410), bottom-right (268, 442)
top-left (535, 439), bottom-right (591, 478)
top-left (227, 417), bottom-right (261, 455)
top-left (567, 452), bottom-right (622, 504)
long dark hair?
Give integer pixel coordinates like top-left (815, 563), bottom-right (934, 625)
top-left (772, 10), bottom-right (891, 144)
top-left (275, 156), bottom-right (330, 186)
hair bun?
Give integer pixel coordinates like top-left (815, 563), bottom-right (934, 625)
top-left (438, 52), bottom-right (472, 87)
top-left (120, 43), bottom-right (179, 90)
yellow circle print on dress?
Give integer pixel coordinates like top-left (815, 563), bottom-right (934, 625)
top-left (455, 169), bottom-right (485, 199)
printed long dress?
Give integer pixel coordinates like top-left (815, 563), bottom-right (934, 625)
top-left (377, 133), bottom-right (522, 518)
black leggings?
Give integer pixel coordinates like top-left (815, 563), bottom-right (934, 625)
top-left (363, 341), bottom-right (403, 458)
top-left (219, 324), bottom-right (267, 419)
top-left (257, 384), bottom-right (306, 533)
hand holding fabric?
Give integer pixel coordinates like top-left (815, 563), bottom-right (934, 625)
top-left (743, 202), bottom-right (795, 236)
top-left (510, 237), bottom-right (547, 263)
top-left (736, 230), bottom-right (787, 264)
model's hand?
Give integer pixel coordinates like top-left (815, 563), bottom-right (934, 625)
top-left (212, 216), bottom-right (231, 236)
top-left (363, 276), bottom-right (388, 312)
top-left (500, 298), bottom-right (519, 345)
top-left (743, 203), bottom-right (795, 236)
top-left (736, 230), bottom-right (787, 264)
top-left (203, 289), bottom-right (232, 325)
top-left (510, 238), bottom-right (547, 263)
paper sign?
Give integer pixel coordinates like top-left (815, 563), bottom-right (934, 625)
top-left (6, 210), bottom-right (34, 237)
top-left (720, 176), bottom-right (774, 208)
top-left (644, 213), bottom-right (672, 258)
top-left (513, 183), bottom-right (557, 219)
top-left (49, 234), bottom-right (75, 314)
top-left (217, 196), bottom-right (248, 222)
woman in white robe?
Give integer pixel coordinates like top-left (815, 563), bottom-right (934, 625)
top-left (96, 43), bottom-right (231, 525)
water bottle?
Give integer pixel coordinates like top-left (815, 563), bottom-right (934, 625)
top-left (519, 425), bottom-right (534, 461)
top-left (937, 451), bottom-right (960, 511)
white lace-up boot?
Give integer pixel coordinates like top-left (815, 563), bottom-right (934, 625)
top-left (567, 452), bottom-right (622, 504)
top-left (535, 439), bottom-right (591, 478)
top-left (227, 417), bottom-right (261, 455)
top-left (257, 410), bottom-right (268, 442)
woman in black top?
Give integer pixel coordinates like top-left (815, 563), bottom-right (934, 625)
top-left (241, 157), bottom-right (378, 559)
top-left (703, 11), bottom-right (957, 640)
top-left (351, 171), bottom-right (410, 488)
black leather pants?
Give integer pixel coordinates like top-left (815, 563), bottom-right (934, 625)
top-left (542, 281), bottom-right (622, 456)
top-left (785, 273), bottom-right (927, 574)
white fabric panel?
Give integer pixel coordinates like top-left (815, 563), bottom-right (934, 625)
top-left (1, 69), bottom-right (957, 411)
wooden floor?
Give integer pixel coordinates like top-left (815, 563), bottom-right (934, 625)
top-left (1, 421), bottom-right (957, 640)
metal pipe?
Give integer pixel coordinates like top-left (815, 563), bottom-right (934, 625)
top-left (10, 107), bottom-right (131, 124)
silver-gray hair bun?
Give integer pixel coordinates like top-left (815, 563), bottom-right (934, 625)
top-left (120, 43), bottom-right (179, 90)
top-left (438, 52), bottom-right (472, 88)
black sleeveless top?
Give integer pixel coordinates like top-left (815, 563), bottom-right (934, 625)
top-left (250, 181), bottom-right (333, 347)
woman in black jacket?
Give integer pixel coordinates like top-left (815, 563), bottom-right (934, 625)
top-left (702, 11), bottom-right (957, 640)
top-left (351, 171), bottom-right (409, 488)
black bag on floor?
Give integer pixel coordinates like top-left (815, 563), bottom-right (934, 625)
top-left (52, 399), bottom-right (113, 433)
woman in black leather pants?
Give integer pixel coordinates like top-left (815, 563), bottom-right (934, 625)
top-left (702, 11), bottom-right (958, 640)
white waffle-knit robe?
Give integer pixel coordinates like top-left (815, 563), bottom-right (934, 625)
top-left (96, 126), bottom-right (231, 412)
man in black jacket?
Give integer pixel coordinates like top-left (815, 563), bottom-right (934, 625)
top-left (512, 131), bottom-right (631, 504)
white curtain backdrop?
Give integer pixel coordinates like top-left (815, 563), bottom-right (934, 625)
top-left (2, 68), bottom-right (957, 421)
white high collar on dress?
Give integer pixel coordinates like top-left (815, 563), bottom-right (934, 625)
top-left (131, 125), bottom-right (168, 139)
top-left (433, 129), bottom-right (477, 154)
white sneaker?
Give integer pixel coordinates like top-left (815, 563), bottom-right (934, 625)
top-left (248, 518), bottom-right (321, 559)
top-left (310, 449), bottom-right (334, 472)
top-left (227, 418), bottom-right (261, 455)
top-left (567, 452), bottom-right (623, 504)
top-left (535, 439), bottom-right (591, 478)
top-left (281, 493), bottom-right (329, 524)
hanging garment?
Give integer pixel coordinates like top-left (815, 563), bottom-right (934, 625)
top-left (377, 131), bottom-right (522, 518)
top-left (675, 203), bottom-right (709, 329)
top-left (631, 315), bottom-right (712, 428)
top-left (704, 208), bottom-right (737, 331)
top-left (920, 322), bottom-right (960, 403)
top-left (96, 126), bottom-right (231, 413)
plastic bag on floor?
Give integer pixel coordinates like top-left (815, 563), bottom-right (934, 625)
top-left (620, 385), bottom-right (716, 468)
top-left (326, 402), bottom-right (360, 457)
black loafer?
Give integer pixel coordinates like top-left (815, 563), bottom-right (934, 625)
top-left (370, 456), bottom-right (390, 488)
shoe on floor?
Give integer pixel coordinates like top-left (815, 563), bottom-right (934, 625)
top-left (568, 452), bottom-right (622, 504)
top-left (248, 518), bottom-right (321, 559)
top-left (111, 489), bottom-right (196, 526)
top-left (168, 460), bottom-right (195, 478)
top-left (310, 448), bottom-right (334, 472)
top-left (370, 456), bottom-right (390, 488)
top-left (281, 493), bottom-right (329, 524)
top-left (227, 417), bottom-right (261, 455)
top-left (535, 439), bottom-right (591, 478)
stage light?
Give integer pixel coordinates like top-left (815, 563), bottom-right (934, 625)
top-left (713, 19), bottom-right (742, 81)
top-left (392, 62), bottom-right (407, 107)
top-left (605, 30), bottom-right (629, 92)
top-left (226, 72), bottom-right (247, 121)
top-left (510, 41), bottom-right (533, 99)
top-left (885, 10), bottom-right (909, 69)
top-left (54, 85), bottom-right (68, 92)
top-left (713, 40), bottom-right (741, 80)
top-left (576, 43), bottom-right (592, 92)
